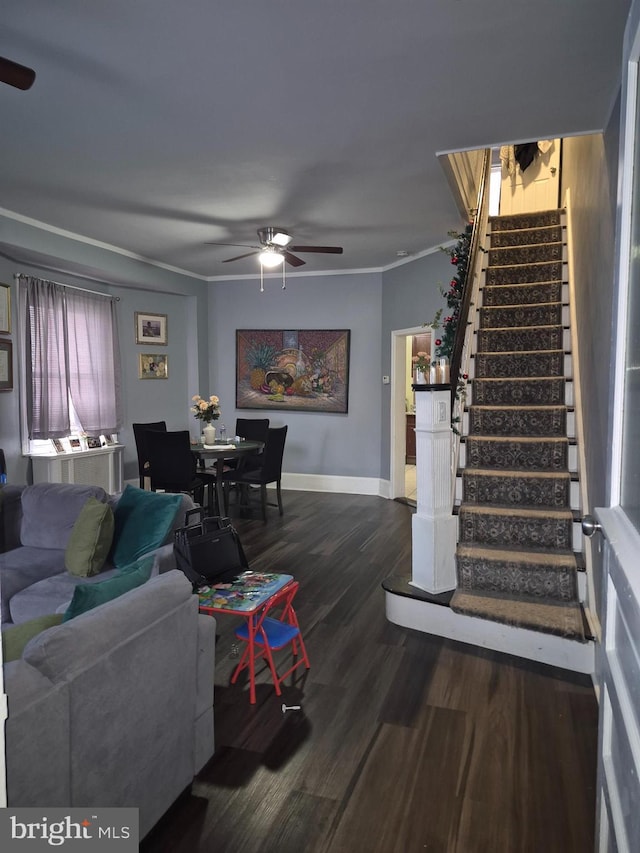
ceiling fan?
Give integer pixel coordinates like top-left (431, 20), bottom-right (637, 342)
top-left (0, 56), bottom-right (36, 90)
top-left (208, 227), bottom-right (343, 267)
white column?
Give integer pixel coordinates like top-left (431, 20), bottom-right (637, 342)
top-left (410, 387), bottom-right (457, 593)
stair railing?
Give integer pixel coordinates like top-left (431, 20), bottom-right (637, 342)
top-left (449, 149), bottom-right (492, 498)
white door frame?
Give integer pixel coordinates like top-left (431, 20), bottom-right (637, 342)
top-left (390, 325), bottom-right (431, 499)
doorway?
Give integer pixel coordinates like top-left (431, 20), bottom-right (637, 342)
top-left (390, 325), bottom-right (432, 503)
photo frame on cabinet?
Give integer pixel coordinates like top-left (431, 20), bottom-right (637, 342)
top-left (0, 339), bottom-right (13, 390)
top-left (135, 312), bottom-right (167, 345)
top-left (0, 284), bottom-right (10, 334)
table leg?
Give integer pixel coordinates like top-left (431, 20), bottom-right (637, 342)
top-left (215, 458), bottom-right (225, 517)
top-left (247, 612), bottom-right (256, 704)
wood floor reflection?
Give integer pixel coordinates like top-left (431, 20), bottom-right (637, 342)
top-left (141, 490), bottom-right (597, 853)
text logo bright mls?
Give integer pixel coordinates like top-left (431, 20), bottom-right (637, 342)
top-left (0, 809), bottom-right (138, 851)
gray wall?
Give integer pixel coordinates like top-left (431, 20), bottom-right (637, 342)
top-left (380, 248), bottom-right (461, 479)
top-left (561, 108), bottom-right (620, 619)
top-left (208, 272), bottom-right (383, 479)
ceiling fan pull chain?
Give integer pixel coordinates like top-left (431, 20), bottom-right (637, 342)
top-left (260, 264), bottom-right (264, 293)
top-left (282, 265), bottom-right (286, 290)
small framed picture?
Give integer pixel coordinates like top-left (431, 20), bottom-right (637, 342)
top-left (86, 436), bottom-right (102, 449)
top-left (0, 284), bottom-right (10, 334)
top-left (69, 437), bottom-right (82, 452)
top-left (0, 339), bottom-right (13, 391)
top-left (139, 353), bottom-right (168, 379)
top-left (135, 312), bottom-right (167, 345)
top-left (52, 438), bottom-right (65, 454)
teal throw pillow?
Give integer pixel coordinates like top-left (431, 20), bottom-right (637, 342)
top-left (110, 485), bottom-right (182, 569)
top-left (62, 555), bottom-right (154, 622)
top-left (65, 496), bottom-right (115, 577)
top-left (2, 614), bottom-right (64, 662)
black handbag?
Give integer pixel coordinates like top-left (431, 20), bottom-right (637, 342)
top-left (174, 508), bottom-right (249, 588)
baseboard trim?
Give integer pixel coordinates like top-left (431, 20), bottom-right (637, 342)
top-left (280, 472), bottom-right (390, 498)
top-left (385, 587), bottom-right (595, 674)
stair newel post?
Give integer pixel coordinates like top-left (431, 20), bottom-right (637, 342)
top-left (410, 383), bottom-right (457, 593)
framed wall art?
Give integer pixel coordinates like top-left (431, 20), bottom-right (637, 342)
top-left (0, 284), bottom-right (10, 333)
top-left (138, 353), bottom-right (168, 379)
top-left (236, 329), bottom-right (350, 413)
top-left (0, 339), bottom-right (13, 391)
top-left (135, 312), bottom-right (167, 345)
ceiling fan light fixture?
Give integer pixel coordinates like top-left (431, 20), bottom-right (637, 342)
top-left (258, 248), bottom-right (284, 267)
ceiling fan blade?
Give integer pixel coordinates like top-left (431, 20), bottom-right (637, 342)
top-left (289, 245), bottom-right (343, 254)
top-left (0, 57), bottom-right (36, 90)
top-left (284, 252), bottom-right (306, 267)
top-left (222, 250), bottom-right (260, 263)
top-left (206, 241), bottom-right (259, 249)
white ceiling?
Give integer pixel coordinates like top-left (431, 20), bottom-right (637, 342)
top-left (0, 1), bottom-right (631, 280)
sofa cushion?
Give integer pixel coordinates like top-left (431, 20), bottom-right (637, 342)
top-left (0, 547), bottom-right (68, 624)
top-left (110, 485), bottom-right (183, 569)
top-left (23, 570), bottom-right (194, 683)
top-left (8, 567), bottom-right (121, 625)
top-left (1, 614), bottom-right (64, 662)
top-left (64, 497), bottom-right (115, 577)
top-left (20, 483), bottom-right (108, 550)
top-left (62, 555), bottom-right (155, 621)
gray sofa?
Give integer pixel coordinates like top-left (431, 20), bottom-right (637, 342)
top-left (4, 569), bottom-right (216, 839)
top-left (1, 481), bottom-right (215, 838)
top-left (0, 482), bottom-right (195, 625)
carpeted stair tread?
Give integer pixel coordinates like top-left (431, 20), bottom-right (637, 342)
top-left (457, 542), bottom-right (577, 566)
top-left (450, 589), bottom-right (586, 640)
top-left (459, 504), bottom-right (573, 550)
top-left (485, 261), bottom-right (564, 286)
top-left (462, 468), bottom-right (570, 507)
top-left (477, 325), bottom-right (564, 352)
top-left (474, 350), bottom-right (565, 378)
top-left (469, 405), bottom-right (567, 437)
top-left (482, 281), bottom-right (563, 306)
top-left (490, 210), bottom-right (562, 231)
top-left (471, 377), bottom-right (566, 406)
top-left (489, 224), bottom-right (563, 247)
top-left (488, 243), bottom-right (563, 267)
top-left (464, 436), bottom-right (569, 470)
top-left (479, 303), bottom-right (563, 328)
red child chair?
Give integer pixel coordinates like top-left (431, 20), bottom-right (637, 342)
top-left (230, 581), bottom-right (310, 696)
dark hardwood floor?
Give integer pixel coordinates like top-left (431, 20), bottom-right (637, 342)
top-left (141, 491), bottom-right (598, 853)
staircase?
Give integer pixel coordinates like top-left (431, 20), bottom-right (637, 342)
top-left (450, 209), bottom-right (587, 642)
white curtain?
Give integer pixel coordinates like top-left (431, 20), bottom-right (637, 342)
top-left (22, 275), bottom-right (122, 439)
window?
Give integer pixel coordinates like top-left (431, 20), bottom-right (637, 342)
top-left (19, 275), bottom-right (122, 443)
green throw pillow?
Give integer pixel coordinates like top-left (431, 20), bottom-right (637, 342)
top-left (62, 555), bottom-right (154, 622)
top-left (1, 614), bottom-right (64, 662)
top-left (110, 485), bottom-right (183, 569)
top-left (65, 496), bottom-right (115, 577)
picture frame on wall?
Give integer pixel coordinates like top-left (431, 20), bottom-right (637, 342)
top-left (236, 329), bottom-right (350, 413)
top-left (0, 339), bottom-right (13, 391)
top-left (0, 283), bottom-right (10, 334)
top-left (135, 312), bottom-right (167, 345)
top-left (138, 353), bottom-right (168, 379)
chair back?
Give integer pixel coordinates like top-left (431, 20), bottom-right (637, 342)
top-left (146, 429), bottom-right (198, 491)
top-left (259, 426), bottom-right (288, 484)
top-left (132, 421), bottom-right (167, 481)
top-left (255, 581), bottom-right (300, 633)
top-left (235, 418), bottom-right (270, 443)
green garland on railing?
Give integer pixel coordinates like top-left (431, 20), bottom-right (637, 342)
top-left (431, 223), bottom-right (473, 362)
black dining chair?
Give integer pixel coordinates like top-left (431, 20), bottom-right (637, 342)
top-left (132, 421), bottom-right (167, 488)
top-left (145, 429), bottom-right (205, 508)
top-left (222, 426), bottom-right (287, 522)
top-left (225, 418), bottom-right (270, 473)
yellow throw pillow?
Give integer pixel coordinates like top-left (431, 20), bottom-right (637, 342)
top-left (65, 497), bottom-right (115, 577)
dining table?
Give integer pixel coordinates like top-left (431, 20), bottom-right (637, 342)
top-left (192, 439), bottom-right (264, 516)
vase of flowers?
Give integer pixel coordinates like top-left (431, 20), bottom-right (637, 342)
top-left (191, 394), bottom-right (220, 445)
top-left (411, 351), bottom-right (431, 384)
